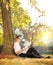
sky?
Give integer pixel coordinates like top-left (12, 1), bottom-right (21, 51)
top-left (19, 0), bottom-right (53, 27)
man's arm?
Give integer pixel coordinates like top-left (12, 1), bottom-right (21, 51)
top-left (14, 49), bottom-right (24, 55)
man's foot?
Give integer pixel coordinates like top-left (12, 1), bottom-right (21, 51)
top-left (46, 56), bottom-right (50, 58)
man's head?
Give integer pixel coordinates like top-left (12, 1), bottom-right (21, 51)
top-left (16, 35), bottom-right (22, 43)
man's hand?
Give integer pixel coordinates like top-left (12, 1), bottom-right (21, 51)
top-left (22, 48), bottom-right (26, 51)
top-left (15, 50), bottom-right (22, 55)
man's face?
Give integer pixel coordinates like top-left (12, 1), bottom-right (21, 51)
top-left (16, 37), bottom-right (21, 43)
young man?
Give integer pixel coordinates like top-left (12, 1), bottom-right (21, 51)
top-left (13, 35), bottom-right (50, 58)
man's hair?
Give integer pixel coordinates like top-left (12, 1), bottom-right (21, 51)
top-left (16, 35), bottom-right (22, 39)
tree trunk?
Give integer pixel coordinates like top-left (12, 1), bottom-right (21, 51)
top-left (0, 0), bottom-right (14, 54)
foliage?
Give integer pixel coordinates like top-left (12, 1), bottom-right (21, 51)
top-left (31, 23), bottom-right (53, 46)
top-left (0, 9), bottom-right (3, 45)
top-left (10, 0), bottom-right (31, 29)
top-left (0, 26), bottom-right (3, 45)
top-left (29, 0), bottom-right (46, 16)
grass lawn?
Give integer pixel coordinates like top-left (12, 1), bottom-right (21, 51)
top-left (0, 58), bottom-right (53, 65)
top-left (0, 54), bottom-right (53, 65)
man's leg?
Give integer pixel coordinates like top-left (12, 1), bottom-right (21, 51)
top-left (27, 47), bottom-right (40, 55)
top-left (19, 53), bottom-right (27, 57)
top-left (19, 53), bottom-right (33, 58)
top-left (26, 47), bottom-right (43, 58)
top-left (32, 53), bottom-right (42, 58)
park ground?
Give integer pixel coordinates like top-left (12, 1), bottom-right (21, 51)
top-left (0, 54), bottom-right (53, 65)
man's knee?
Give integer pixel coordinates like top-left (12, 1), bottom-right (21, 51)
top-left (30, 47), bottom-right (35, 50)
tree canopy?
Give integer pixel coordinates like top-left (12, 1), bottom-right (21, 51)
top-left (10, 0), bottom-right (31, 29)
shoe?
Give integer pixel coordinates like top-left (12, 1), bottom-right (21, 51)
top-left (46, 56), bottom-right (50, 58)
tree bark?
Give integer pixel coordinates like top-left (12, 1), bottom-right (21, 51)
top-left (0, 0), bottom-right (14, 54)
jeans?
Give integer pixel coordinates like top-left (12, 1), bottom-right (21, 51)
top-left (19, 47), bottom-right (42, 58)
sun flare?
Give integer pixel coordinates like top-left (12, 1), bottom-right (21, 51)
top-left (42, 32), bottom-right (51, 44)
